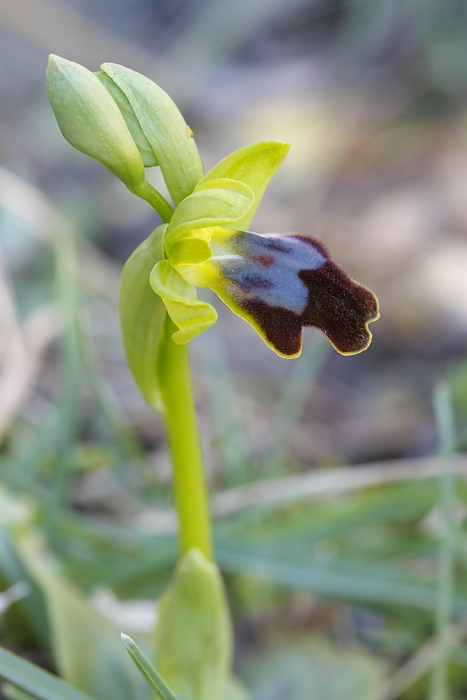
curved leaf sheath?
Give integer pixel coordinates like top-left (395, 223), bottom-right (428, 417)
top-left (119, 225), bottom-right (168, 411)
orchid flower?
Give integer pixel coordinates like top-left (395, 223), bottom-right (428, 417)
top-left (47, 55), bottom-right (380, 700)
top-left (152, 175), bottom-right (379, 358)
top-left (47, 57), bottom-right (378, 408)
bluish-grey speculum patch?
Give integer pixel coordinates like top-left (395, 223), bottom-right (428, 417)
top-left (212, 231), bottom-right (327, 315)
top-left (211, 231), bottom-right (378, 357)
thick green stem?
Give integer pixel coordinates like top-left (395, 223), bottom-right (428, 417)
top-left (159, 316), bottom-right (213, 560)
top-left (132, 180), bottom-right (174, 223)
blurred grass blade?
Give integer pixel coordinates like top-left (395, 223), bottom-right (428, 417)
top-left (121, 634), bottom-right (178, 700)
top-left (430, 383), bottom-right (457, 700)
top-left (15, 532), bottom-right (148, 700)
top-left (78, 313), bottom-right (144, 461)
top-left (0, 581), bottom-right (30, 614)
top-left (46, 226), bottom-right (80, 542)
top-left (0, 646), bottom-right (96, 700)
top-left (216, 546), bottom-right (467, 612)
top-left (2, 682), bottom-right (37, 700)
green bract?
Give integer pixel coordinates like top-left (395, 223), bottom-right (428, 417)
top-left (154, 549), bottom-right (232, 700)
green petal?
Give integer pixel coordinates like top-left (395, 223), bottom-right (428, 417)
top-left (197, 141), bottom-right (290, 229)
top-left (119, 225), bottom-right (168, 411)
top-left (150, 260), bottom-right (217, 344)
top-left (46, 55), bottom-right (146, 192)
top-left (165, 178), bottom-right (254, 252)
top-left (96, 70), bottom-right (158, 167)
top-left (100, 63), bottom-right (204, 204)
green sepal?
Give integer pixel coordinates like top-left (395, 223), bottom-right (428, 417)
top-left (150, 260), bottom-right (217, 344)
top-left (154, 549), bottom-right (232, 700)
top-left (95, 71), bottom-right (158, 167)
top-left (119, 225), bottom-right (168, 412)
top-left (165, 178), bottom-right (254, 252)
top-left (46, 55), bottom-right (146, 193)
top-left (100, 63), bottom-right (204, 205)
top-left (197, 141), bottom-right (290, 230)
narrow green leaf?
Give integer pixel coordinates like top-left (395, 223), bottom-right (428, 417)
top-left (0, 646), bottom-right (96, 700)
top-left (14, 532), bottom-right (148, 700)
top-left (2, 682), bottom-right (37, 700)
top-left (430, 383), bottom-right (458, 700)
top-left (197, 141), bottom-right (289, 229)
top-left (119, 225), bottom-right (168, 411)
top-left (216, 546), bottom-right (467, 612)
top-left (120, 634), bottom-right (178, 700)
top-left (0, 490), bottom-right (50, 648)
top-left (101, 63), bottom-right (204, 205)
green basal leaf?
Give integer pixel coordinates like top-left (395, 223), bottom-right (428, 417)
top-left (197, 141), bottom-right (290, 230)
top-left (0, 646), bottom-right (97, 700)
top-left (14, 532), bottom-right (149, 700)
top-left (46, 56), bottom-right (146, 193)
top-left (95, 71), bottom-right (158, 168)
top-left (165, 178), bottom-right (254, 250)
top-left (154, 549), bottom-right (232, 700)
top-left (119, 225), bottom-right (168, 412)
top-left (150, 261), bottom-right (217, 344)
top-left (2, 682), bottom-right (37, 700)
top-left (0, 489), bottom-right (50, 649)
top-left (121, 634), bottom-right (178, 700)
top-left (100, 63), bottom-right (204, 205)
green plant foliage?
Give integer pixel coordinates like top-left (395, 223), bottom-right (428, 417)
top-left (0, 646), bottom-right (97, 700)
top-left (239, 640), bottom-right (385, 700)
top-left (0, 489), bottom-right (50, 648)
top-left (14, 531), bottom-right (148, 700)
top-left (154, 549), bottom-right (232, 700)
top-left (120, 634), bottom-right (178, 700)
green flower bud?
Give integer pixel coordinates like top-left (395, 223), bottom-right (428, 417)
top-left (155, 549), bottom-right (232, 700)
top-left (95, 70), bottom-right (158, 167)
top-left (100, 63), bottom-right (205, 205)
top-left (46, 55), bottom-right (146, 193)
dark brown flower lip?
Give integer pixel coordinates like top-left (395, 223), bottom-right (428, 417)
top-left (225, 232), bottom-right (379, 357)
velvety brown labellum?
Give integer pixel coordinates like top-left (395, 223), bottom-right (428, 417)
top-left (241, 235), bottom-right (379, 356)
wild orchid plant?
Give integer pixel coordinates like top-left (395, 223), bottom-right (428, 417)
top-left (46, 56), bottom-right (379, 700)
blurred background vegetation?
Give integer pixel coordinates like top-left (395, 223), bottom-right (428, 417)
top-left (2, 1), bottom-right (467, 698)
